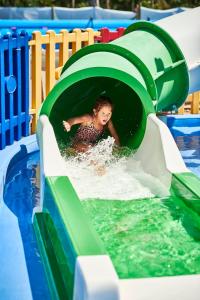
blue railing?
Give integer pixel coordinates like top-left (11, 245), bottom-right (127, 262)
top-left (0, 32), bottom-right (29, 150)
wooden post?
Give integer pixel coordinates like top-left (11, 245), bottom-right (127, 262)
top-left (59, 30), bottom-right (70, 67)
top-left (178, 105), bottom-right (184, 114)
top-left (191, 91), bottom-right (200, 114)
top-left (30, 31), bottom-right (42, 133)
top-left (46, 30), bottom-right (56, 97)
top-left (72, 29), bottom-right (82, 55)
top-left (85, 28), bottom-right (96, 46)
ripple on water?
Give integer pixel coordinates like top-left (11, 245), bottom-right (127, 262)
top-left (82, 197), bottom-right (200, 279)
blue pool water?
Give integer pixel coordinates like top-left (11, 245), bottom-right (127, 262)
top-left (1, 131), bottom-right (200, 299)
top-left (3, 151), bottom-right (51, 300)
top-left (175, 135), bottom-right (200, 177)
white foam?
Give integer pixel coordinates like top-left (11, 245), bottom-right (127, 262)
top-left (63, 137), bottom-right (169, 200)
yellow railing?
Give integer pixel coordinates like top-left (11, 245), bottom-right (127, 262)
top-left (178, 91), bottom-right (200, 114)
top-left (29, 29), bottom-right (100, 133)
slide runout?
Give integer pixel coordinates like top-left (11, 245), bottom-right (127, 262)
top-left (35, 112), bottom-right (200, 299)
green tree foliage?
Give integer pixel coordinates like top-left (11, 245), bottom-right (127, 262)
top-left (0, 0), bottom-right (200, 9)
top-left (141, 0), bottom-right (200, 8)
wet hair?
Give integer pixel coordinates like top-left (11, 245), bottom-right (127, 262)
top-left (93, 95), bottom-right (113, 112)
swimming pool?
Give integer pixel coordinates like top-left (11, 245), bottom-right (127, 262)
top-left (175, 135), bottom-right (200, 177)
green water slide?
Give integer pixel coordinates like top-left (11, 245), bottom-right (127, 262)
top-left (36, 11), bottom-right (200, 300)
top-left (40, 21), bottom-right (188, 149)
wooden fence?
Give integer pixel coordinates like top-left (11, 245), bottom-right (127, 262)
top-left (29, 28), bottom-right (100, 133)
top-left (178, 91), bottom-right (200, 114)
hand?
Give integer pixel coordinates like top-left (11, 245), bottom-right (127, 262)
top-left (63, 121), bottom-right (71, 132)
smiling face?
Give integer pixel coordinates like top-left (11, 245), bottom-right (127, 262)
top-left (93, 104), bottom-right (112, 126)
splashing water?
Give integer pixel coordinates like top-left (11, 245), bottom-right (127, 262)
top-left (62, 137), bottom-right (169, 200)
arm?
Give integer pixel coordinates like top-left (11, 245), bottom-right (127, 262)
top-left (63, 114), bottom-right (91, 132)
top-left (108, 120), bottom-right (120, 146)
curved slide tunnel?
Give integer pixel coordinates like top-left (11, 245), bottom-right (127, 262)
top-left (35, 7), bottom-right (200, 300)
top-left (48, 75), bottom-right (151, 149)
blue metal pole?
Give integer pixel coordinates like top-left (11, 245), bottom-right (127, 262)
top-left (0, 37), bottom-right (6, 149)
top-left (21, 31), bottom-right (30, 137)
top-left (13, 32), bottom-right (22, 141)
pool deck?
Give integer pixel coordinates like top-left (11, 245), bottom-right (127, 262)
top-left (0, 203), bottom-right (33, 300)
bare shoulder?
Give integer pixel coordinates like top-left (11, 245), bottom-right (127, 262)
top-left (81, 114), bottom-right (93, 124)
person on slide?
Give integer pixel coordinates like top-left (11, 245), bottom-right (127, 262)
top-left (63, 95), bottom-right (120, 175)
top-left (63, 95), bottom-right (120, 152)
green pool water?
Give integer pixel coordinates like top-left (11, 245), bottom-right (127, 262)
top-left (82, 196), bottom-right (200, 279)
